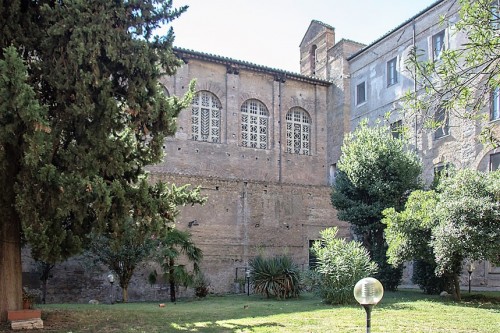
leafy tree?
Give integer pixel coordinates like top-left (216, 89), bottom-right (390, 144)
top-left (87, 183), bottom-right (205, 303)
top-left (87, 224), bottom-right (156, 304)
top-left (156, 228), bottom-right (203, 302)
top-left (383, 169), bottom-right (500, 301)
top-left (34, 260), bottom-right (55, 305)
top-left (0, 1), bottom-right (190, 320)
top-left (404, 0), bottom-right (500, 146)
top-left (331, 120), bottom-right (422, 290)
top-left (307, 227), bottom-right (377, 304)
top-left (249, 255), bottom-right (301, 300)
top-left (412, 259), bottom-right (448, 295)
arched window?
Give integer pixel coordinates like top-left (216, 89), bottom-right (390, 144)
top-left (241, 99), bottom-right (269, 149)
top-left (286, 107), bottom-right (311, 155)
top-left (191, 91), bottom-right (221, 143)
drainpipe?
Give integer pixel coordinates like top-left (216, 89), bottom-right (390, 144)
top-left (278, 79), bottom-right (283, 183)
top-left (412, 19), bottom-right (418, 152)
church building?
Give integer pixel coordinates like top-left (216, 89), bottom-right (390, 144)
top-left (23, 0), bottom-right (499, 302)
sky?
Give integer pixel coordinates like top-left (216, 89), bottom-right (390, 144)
top-left (164, 0), bottom-right (438, 73)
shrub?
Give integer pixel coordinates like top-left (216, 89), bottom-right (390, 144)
top-left (412, 259), bottom-right (449, 294)
top-left (249, 255), bottom-right (300, 299)
top-left (192, 272), bottom-right (210, 298)
top-left (309, 227), bottom-right (377, 304)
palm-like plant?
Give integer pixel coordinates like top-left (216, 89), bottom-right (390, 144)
top-left (156, 229), bottom-right (203, 302)
top-left (249, 255), bottom-right (300, 299)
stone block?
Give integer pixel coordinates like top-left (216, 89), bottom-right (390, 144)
top-left (10, 318), bottom-right (43, 330)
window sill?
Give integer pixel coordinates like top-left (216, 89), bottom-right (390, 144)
top-left (434, 133), bottom-right (450, 141)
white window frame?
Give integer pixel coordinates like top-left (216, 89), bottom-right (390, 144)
top-left (390, 119), bottom-right (403, 139)
top-left (356, 81), bottom-right (366, 106)
top-left (490, 152), bottom-right (500, 171)
top-left (432, 30), bottom-right (446, 61)
top-left (286, 107), bottom-right (311, 155)
top-left (241, 99), bottom-right (269, 149)
top-left (191, 91), bottom-right (221, 143)
top-left (387, 57), bottom-right (398, 87)
top-left (434, 107), bottom-right (449, 139)
top-left (492, 87), bottom-right (500, 121)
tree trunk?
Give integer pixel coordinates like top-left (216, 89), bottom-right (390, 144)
top-left (0, 150), bottom-right (23, 322)
top-left (452, 274), bottom-right (461, 302)
top-left (169, 258), bottom-right (176, 302)
top-left (0, 205), bottom-right (23, 322)
top-left (122, 286), bottom-right (128, 303)
top-left (42, 278), bottom-right (48, 304)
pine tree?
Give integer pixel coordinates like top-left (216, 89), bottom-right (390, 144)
top-left (0, 1), bottom-right (190, 321)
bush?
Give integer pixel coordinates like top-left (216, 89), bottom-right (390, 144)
top-left (412, 259), bottom-right (449, 294)
top-left (249, 255), bottom-right (300, 299)
top-left (192, 272), bottom-right (210, 298)
top-left (371, 244), bottom-right (403, 291)
top-left (309, 227), bottom-right (378, 304)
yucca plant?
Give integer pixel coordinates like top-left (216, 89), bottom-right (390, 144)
top-left (249, 255), bottom-right (300, 299)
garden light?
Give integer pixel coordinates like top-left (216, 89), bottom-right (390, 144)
top-left (354, 277), bottom-right (384, 333)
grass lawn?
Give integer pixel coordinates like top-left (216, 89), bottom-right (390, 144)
top-left (2, 290), bottom-right (499, 332)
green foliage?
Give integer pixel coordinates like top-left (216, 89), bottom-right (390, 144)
top-left (155, 228), bottom-right (203, 302)
top-left (249, 255), bottom-right (301, 300)
top-left (404, 0), bottom-right (500, 147)
top-left (383, 169), bottom-right (500, 301)
top-left (331, 121), bottom-right (422, 289)
top-left (0, 0), bottom-right (193, 266)
top-left (86, 182), bottom-right (205, 303)
top-left (412, 259), bottom-right (449, 295)
top-left (383, 190), bottom-right (439, 267)
top-left (432, 169), bottom-right (500, 272)
top-left (308, 227), bottom-right (377, 304)
top-left (192, 272), bottom-right (210, 298)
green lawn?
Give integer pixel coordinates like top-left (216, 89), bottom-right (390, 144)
top-left (3, 290), bottom-right (499, 332)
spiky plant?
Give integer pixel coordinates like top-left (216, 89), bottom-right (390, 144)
top-left (249, 255), bottom-right (300, 299)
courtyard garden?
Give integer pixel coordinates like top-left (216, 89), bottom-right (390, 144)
top-left (1, 290), bottom-right (498, 332)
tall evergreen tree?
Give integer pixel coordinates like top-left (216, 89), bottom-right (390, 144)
top-left (0, 1), bottom-right (190, 321)
top-left (331, 121), bottom-right (422, 290)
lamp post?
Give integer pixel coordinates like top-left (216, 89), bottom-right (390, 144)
top-left (467, 263), bottom-right (474, 294)
top-left (354, 277), bottom-right (384, 333)
top-left (245, 268), bottom-right (250, 296)
top-left (107, 273), bottom-right (115, 304)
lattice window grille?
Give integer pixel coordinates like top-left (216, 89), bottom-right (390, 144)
top-left (241, 99), bottom-right (268, 149)
top-left (191, 91), bottom-right (221, 143)
top-left (286, 108), bottom-right (311, 155)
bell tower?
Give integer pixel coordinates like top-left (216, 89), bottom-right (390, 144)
top-left (299, 20), bottom-right (335, 79)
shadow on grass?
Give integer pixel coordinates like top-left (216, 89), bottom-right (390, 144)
top-left (166, 320), bottom-right (285, 332)
top-left (30, 290), bottom-right (500, 332)
top-left (384, 289), bottom-right (500, 313)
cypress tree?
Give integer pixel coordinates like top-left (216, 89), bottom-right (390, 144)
top-left (0, 0), bottom-right (190, 320)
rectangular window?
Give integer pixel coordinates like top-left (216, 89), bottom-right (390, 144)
top-left (356, 81), bottom-right (366, 105)
top-left (492, 87), bottom-right (500, 121)
top-left (329, 163), bottom-right (338, 185)
top-left (433, 163), bottom-right (452, 183)
top-left (434, 107), bottom-right (449, 139)
top-left (490, 152), bottom-right (500, 171)
top-left (390, 120), bottom-right (403, 139)
top-left (432, 30), bottom-right (446, 60)
top-left (387, 57), bottom-right (398, 86)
